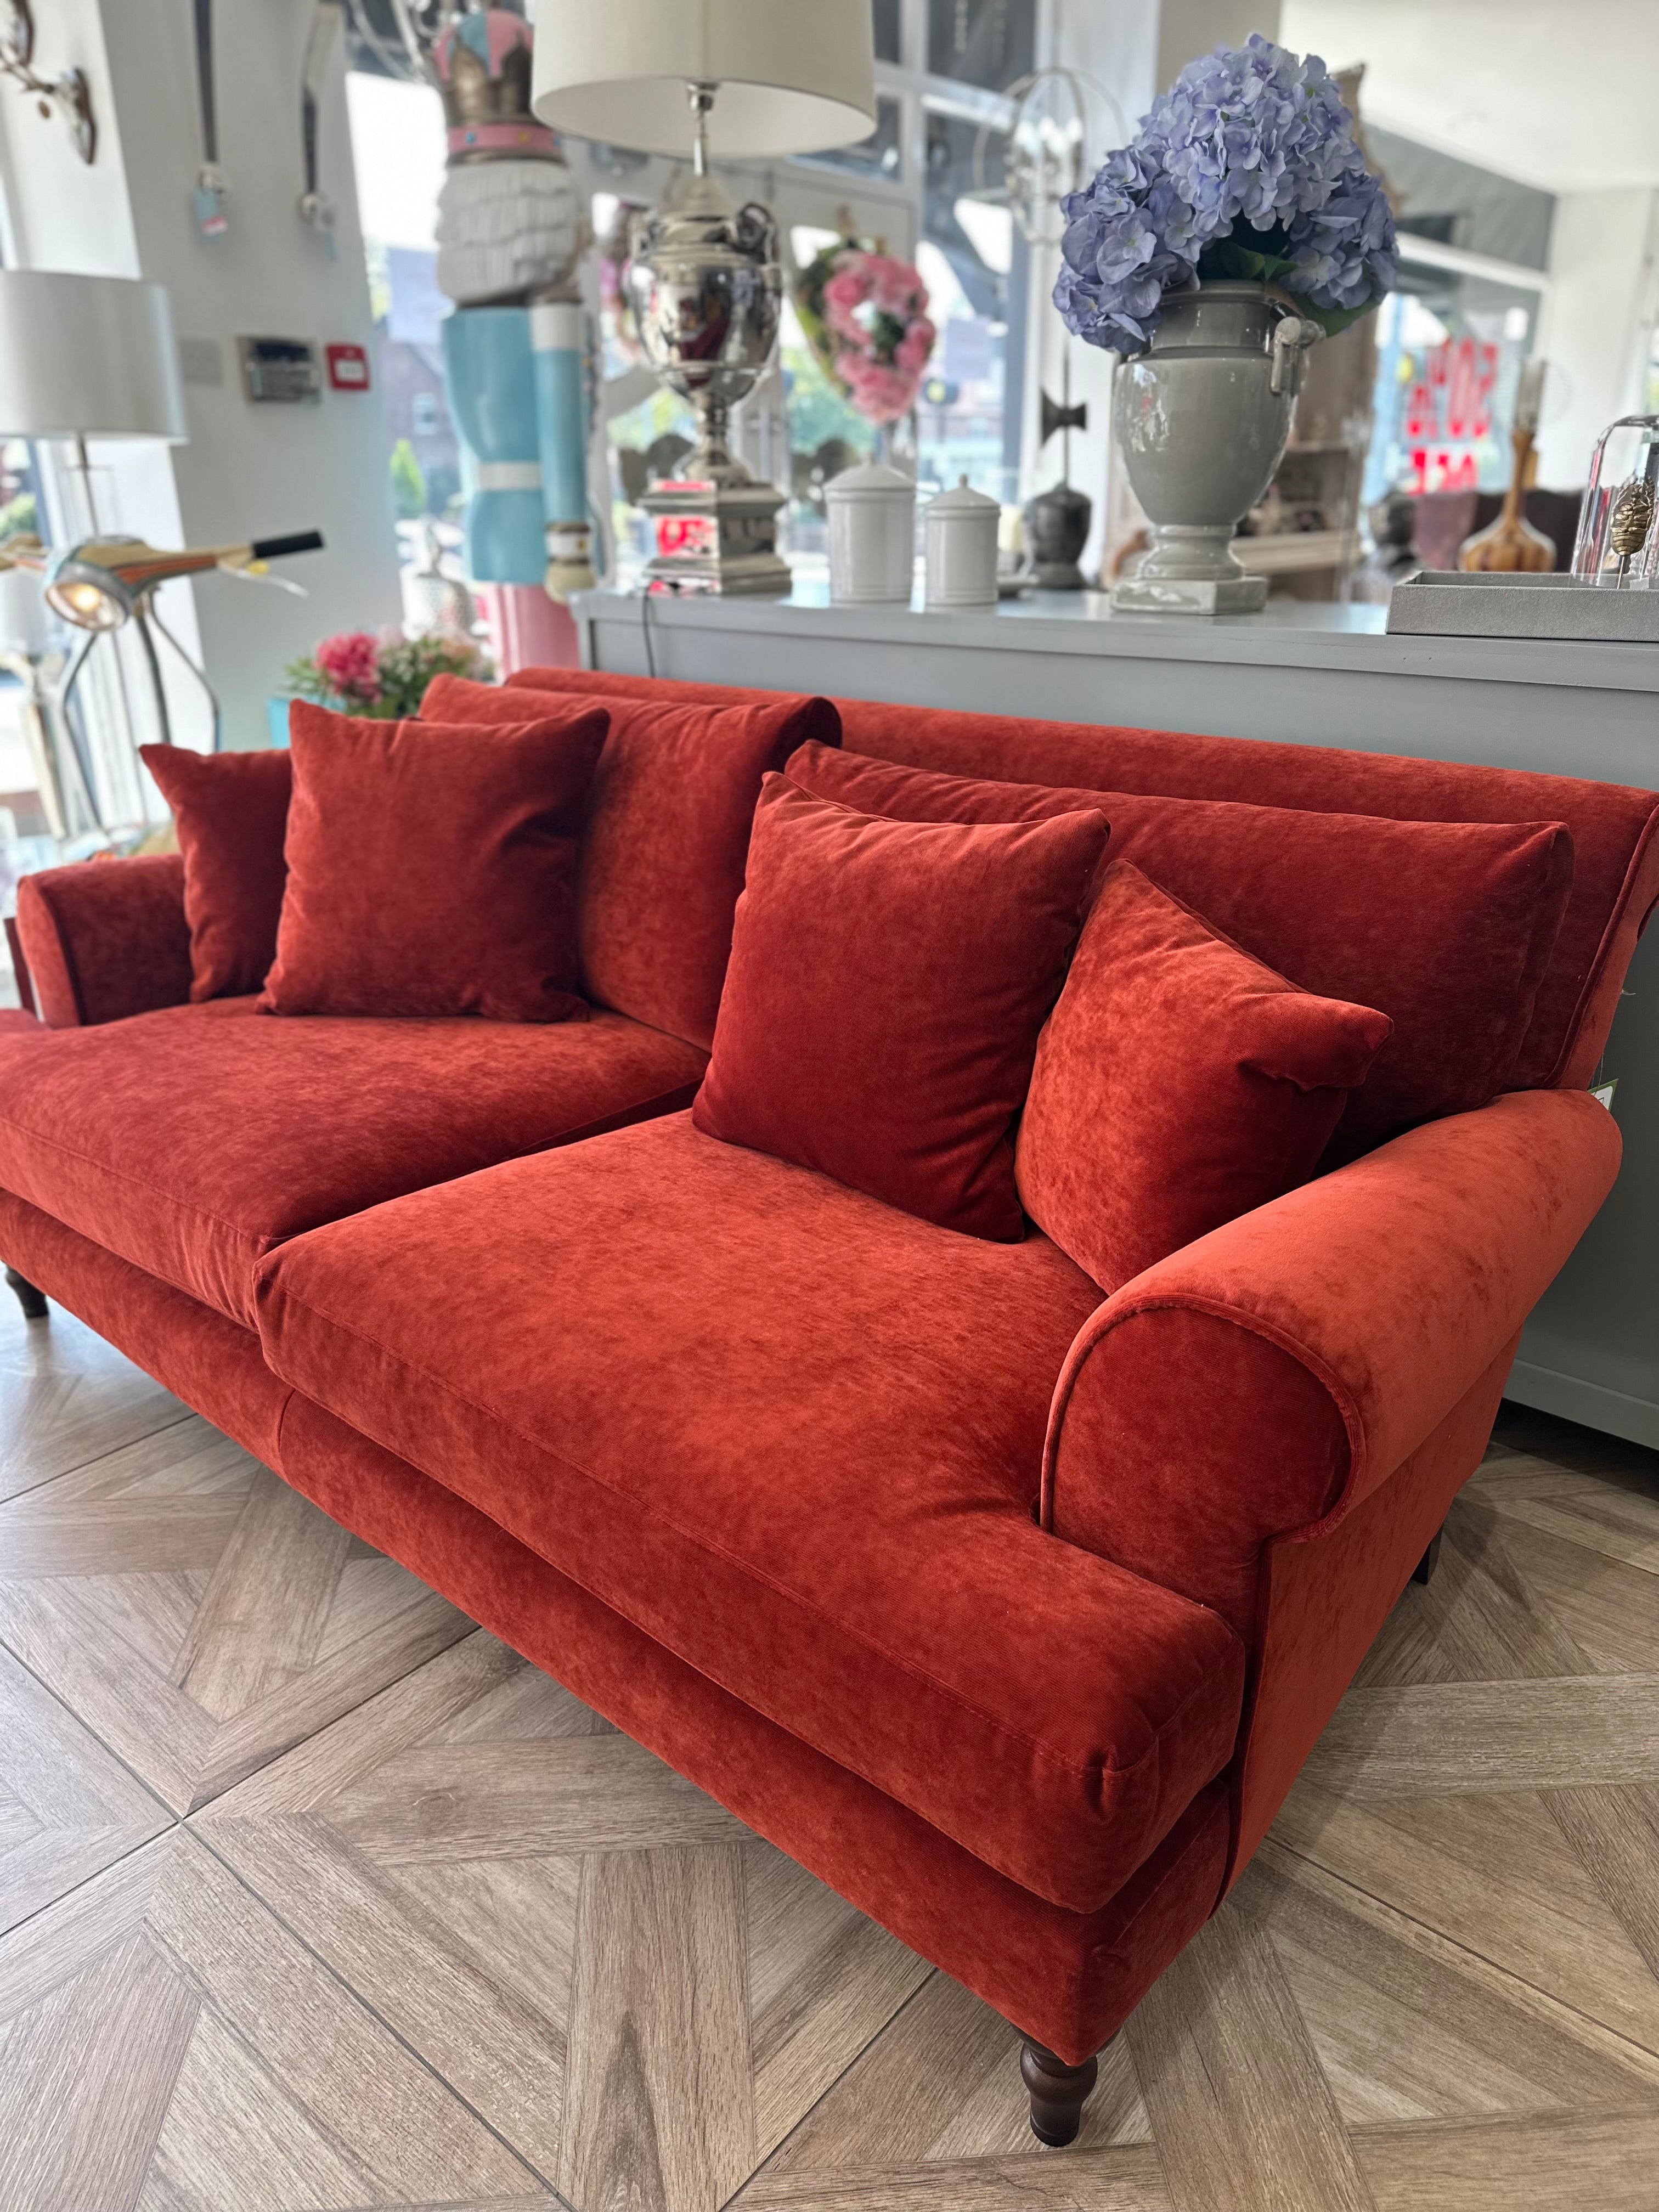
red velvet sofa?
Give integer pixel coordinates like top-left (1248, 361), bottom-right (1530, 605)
top-left (1, 674), bottom-right (1651, 2145)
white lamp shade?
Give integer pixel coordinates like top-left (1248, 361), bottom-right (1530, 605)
top-left (533, 0), bottom-right (876, 158)
top-left (0, 271), bottom-right (187, 442)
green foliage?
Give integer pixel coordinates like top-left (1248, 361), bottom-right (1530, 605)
top-left (390, 438), bottom-right (428, 521)
top-left (283, 630), bottom-right (488, 721)
top-left (781, 343), bottom-right (870, 459)
top-left (1196, 234), bottom-right (1375, 338)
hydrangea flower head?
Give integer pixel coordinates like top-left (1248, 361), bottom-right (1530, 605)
top-left (1055, 33), bottom-right (1397, 354)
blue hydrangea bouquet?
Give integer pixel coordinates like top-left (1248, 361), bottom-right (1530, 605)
top-left (1056, 35), bottom-right (1398, 356)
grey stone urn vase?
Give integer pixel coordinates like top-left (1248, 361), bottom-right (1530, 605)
top-left (1111, 281), bottom-right (1320, 614)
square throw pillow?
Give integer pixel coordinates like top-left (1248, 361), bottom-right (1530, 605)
top-left (139, 743), bottom-right (292, 1000)
top-left (692, 776), bottom-right (1110, 1240)
top-left (259, 700), bottom-right (608, 1021)
top-left (424, 673), bottom-right (840, 1049)
top-left (785, 740), bottom-right (1571, 1165)
top-left (1016, 862), bottom-right (1393, 1292)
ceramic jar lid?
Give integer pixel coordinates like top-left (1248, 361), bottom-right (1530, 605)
top-left (826, 460), bottom-right (916, 503)
top-left (926, 473), bottom-right (999, 519)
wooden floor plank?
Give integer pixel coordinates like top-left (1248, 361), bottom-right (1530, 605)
top-left (0, 1296), bottom-right (189, 1509)
top-left (1418, 1499), bottom-right (1592, 1683)
top-left (1124, 1877), bottom-right (1376, 2212)
top-left (558, 1844), bottom-right (753, 2212)
top-left (739, 2142), bottom-right (1171, 2209)
top-left (1469, 1465), bottom-right (1659, 1575)
top-left (1352, 2109), bottom-right (1659, 2212)
top-left (1252, 1842), bottom-right (1659, 2098)
top-left (1545, 1781), bottom-right (1659, 1980)
top-left (0, 1429), bottom-right (472, 1814)
top-left (0, 1829), bottom-right (555, 2209)
top-left (1299, 1675), bottom-right (1659, 1798)
top-left (0, 1644), bottom-right (171, 1935)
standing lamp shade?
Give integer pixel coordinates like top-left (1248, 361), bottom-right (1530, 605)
top-left (0, 271), bottom-right (187, 442)
top-left (532, 0), bottom-right (876, 156)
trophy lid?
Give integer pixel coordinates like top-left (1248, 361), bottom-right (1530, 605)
top-left (434, 9), bottom-right (560, 165)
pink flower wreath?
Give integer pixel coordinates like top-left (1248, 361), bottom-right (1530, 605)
top-left (820, 250), bottom-right (936, 425)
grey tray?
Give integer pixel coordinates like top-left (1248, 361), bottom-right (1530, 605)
top-left (1387, 569), bottom-right (1659, 642)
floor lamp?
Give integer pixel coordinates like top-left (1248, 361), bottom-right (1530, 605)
top-left (0, 270), bottom-right (189, 823)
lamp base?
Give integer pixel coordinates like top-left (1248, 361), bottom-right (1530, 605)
top-left (640, 475), bottom-right (791, 596)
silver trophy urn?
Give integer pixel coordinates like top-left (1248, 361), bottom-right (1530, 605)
top-left (627, 89), bottom-right (789, 595)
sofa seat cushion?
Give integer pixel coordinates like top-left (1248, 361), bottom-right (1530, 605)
top-left (254, 1111), bottom-right (1246, 1912)
top-left (0, 997), bottom-right (706, 1328)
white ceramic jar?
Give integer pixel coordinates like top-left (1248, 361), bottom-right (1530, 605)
top-left (825, 460), bottom-right (916, 605)
top-left (924, 475), bottom-right (1000, 610)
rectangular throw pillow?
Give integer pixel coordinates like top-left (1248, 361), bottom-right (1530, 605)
top-left (1017, 862), bottom-right (1393, 1291)
top-left (424, 674), bottom-right (840, 1050)
top-left (784, 741), bottom-right (1572, 1164)
top-left (259, 700), bottom-right (608, 1021)
top-left (139, 743), bottom-right (292, 1000)
top-left (692, 776), bottom-right (1109, 1240)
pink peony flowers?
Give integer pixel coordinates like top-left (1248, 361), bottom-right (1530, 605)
top-left (312, 630), bottom-right (382, 704)
top-left (820, 249), bottom-right (936, 426)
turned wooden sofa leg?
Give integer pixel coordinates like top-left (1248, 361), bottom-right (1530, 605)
top-left (1021, 2038), bottom-right (1099, 2146)
top-left (4, 1267), bottom-right (47, 1322)
top-left (1412, 1527), bottom-right (1444, 1585)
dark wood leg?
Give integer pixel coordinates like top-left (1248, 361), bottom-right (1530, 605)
top-left (1021, 2038), bottom-right (1099, 2147)
top-left (4, 1266), bottom-right (47, 1321)
top-left (1412, 1527), bottom-right (1443, 1585)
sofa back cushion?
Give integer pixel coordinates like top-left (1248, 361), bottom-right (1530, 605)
top-left (514, 671), bottom-right (1659, 1096)
top-left (139, 743), bottom-right (292, 1000)
top-left (823, 700), bottom-right (1649, 1097)
top-left (426, 674), bottom-right (840, 1049)
top-left (262, 702), bottom-right (608, 1022)
top-left (787, 741), bottom-right (1572, 1162)
top-left (693, 777), bottom-right (1110, 1240)
top-left (1017, 862), bottom-right (1392, 1289)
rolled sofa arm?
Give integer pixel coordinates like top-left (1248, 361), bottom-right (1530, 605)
top-left (15, 855), bottom-right (193, 1028)
top-left (1041, 1088), bottom-right (1622, 1636)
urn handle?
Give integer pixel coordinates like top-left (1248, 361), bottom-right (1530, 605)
top-left (1268, 310), bottom-right (1322, 398)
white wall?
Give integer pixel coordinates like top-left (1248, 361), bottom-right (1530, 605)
top-left (1156, 0), bottom-right (1282, 99)
top-left (0, 0), bottom-right (402, 751)
top-left (1535, 188), bottom-right (1659, 489)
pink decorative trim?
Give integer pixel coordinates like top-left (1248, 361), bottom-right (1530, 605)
top-left (447, 122), bottom-right (557, 159)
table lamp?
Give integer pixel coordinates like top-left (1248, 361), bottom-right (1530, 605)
top-left (0, 270), bottom-right (189, 819)
top-left (0, 269), bottom-right (321, 807)
top-left (534, 1), bottom-right (876, 594)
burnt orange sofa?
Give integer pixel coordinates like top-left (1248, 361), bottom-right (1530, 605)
top-left (0, 672), bottom-right (1651, 2143)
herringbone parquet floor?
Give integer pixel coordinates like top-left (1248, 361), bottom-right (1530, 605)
top-left (0, 1291), bottom-right (1654, 2211)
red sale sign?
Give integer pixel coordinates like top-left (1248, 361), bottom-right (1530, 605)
top-left (1401, 335), bottom-right (1499, 494)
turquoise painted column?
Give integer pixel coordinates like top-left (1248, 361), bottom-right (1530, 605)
top-left (442, 305), bottom-right (546, 586)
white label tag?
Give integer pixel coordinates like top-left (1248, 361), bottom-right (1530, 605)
top-left (1591, 1080), bottom-right (1618, 1111)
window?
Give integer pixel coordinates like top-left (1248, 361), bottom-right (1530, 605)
top-left (917, 111), bottom-right (1023, 504)
top-left (1365, 274), bottom-right (1544, 503)
top-left (927, 0), bottom-right (1036, 93)
top-left (344, 71), bottom-right (462, 545)
top-left (344, 6), bottom-right (1042, 584)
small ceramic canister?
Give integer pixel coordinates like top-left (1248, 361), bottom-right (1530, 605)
top-left (826, 460), bottom-right (917, 605)
top-left (924, 475), bottom-right (1000, 610)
